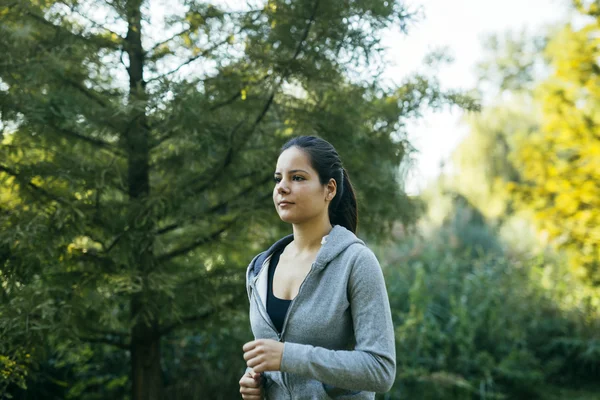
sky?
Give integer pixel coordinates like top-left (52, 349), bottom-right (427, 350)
top-left (382, 0), bottom-right (569, 194)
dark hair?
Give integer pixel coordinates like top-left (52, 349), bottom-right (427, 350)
top-left (281, 136), bottom-right (358, 233)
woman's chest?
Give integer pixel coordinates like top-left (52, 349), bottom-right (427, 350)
top-left (272, 257), bottom-right (313, 300)
top-left (283, 279), bottom-right (354, 348)
top-left (252, 266), bottom-right (355, 348)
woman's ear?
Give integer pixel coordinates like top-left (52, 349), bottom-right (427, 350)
top-left (326, 178), bottom-right (337, 201)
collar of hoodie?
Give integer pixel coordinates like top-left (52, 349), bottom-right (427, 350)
top-left (249, 225), bottom-right (364, 277)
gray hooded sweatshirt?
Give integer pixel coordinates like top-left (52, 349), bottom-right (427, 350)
top-left (245, 225), bottom-right (396, 399)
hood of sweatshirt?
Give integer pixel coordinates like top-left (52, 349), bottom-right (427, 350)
top-left (248, 225), bottom-right (364, 278)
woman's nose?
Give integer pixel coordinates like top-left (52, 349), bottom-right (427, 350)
top-left (277, 180), bottom-right (290, 194)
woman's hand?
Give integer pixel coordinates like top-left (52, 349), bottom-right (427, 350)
top-left (239, 369), bottom-right (263, 400)
top-left (243, 339), bottom-right (284, 373)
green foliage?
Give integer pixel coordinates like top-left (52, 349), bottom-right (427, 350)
top-left (419, 9), bottom-right (600, 397)
top-left (377, 198), bottom-right (600, 399)
top-left (162, 312), bottom-right (252, 400)
top-left (0, 351), bottom-right (30, 398)
top-left (0, 0), bottom-right (476, 397)
top-left (508, 3), bottom-right (600, 283)
top-left (450, 98), bottom-right (539, 221)
top-left (476, 30), bottom-right (548, 95)
top-left (451, 3), bottom-right (600, 285)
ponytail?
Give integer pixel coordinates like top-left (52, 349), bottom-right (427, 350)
top-left (329, 167), bottom-right (358, 233)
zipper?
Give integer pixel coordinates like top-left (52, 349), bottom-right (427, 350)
top-left (279, 262), bottom-right (316, 398)
top-left (250, 256), bottom-right (287, 397)
top-left (251, 258), bottom-right (317, 398)
top-left (279, 262), bottom-right (315, 340)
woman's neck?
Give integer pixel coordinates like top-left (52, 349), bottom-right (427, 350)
top-left (291, 217), bottom-right (332, 254)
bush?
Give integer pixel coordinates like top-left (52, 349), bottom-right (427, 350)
top-left (377, 202), bottom-right (600, 399)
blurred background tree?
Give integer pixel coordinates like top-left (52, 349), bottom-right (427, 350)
top-left (507, 0), bottom-right (600, 284)
top-left (384, 0), bottom-right (600, 398)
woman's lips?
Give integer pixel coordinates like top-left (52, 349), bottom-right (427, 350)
top-left (278, 201), bottom-right (294, 207)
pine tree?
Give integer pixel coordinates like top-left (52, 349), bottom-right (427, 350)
top-left (0, 0), bottom-right (474, 397)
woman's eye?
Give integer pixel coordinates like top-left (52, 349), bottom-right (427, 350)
top-left (273, 175), bottom-right (304, 183)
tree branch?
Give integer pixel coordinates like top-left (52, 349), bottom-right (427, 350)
top-left (291, 0), bottom-right (320, 62)
top-left (79, 335), bottom-right (130, 349)
top-left (208, 91), bottom-right (241, 112)
top-left (149, 73), bottom-right (271, 150)
top-left (149, 127), bottom-right (180, 150)
top-left (173, 266), bottom-right (241, 290)
top-left (146, 27), bottom-right (192, 57)
top-left (156, 174), bottom-right (271, 236)
top-left (105, 231), bottom-right (127, 253)
top-left (24, 10), bottom-right (120, 50)
top-left (0, 164), bottom-right (74, 207)
top-left (145, 32), bottom-right (238, 84)
top-left (159, 296), bottom-right (236, 336)
top-left (4, 38), bottom-right (123, 134)
top-left (155, 88), bottom-right (273, 218)
top-left (65, 4), bottom-right (124, 43)
top-left (146, 8), bottom-right (261, 58)
top-left (156, 219), bottom-right (237, 263)
top-left (50, 125), bottom-right (124, 157)
top-left (70, 251), bottom-right (121, 273)
top-left (58, 75), bottom-right (114, 111)
top-left (85, 327), bottom-right (129, 338)
top-left (206, 73), bottom-right (271, 112)
top-left (6, 88), bottom-right (122, 157)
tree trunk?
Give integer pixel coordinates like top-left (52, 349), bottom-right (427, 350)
top-left (131, 297), bottom-right (164, 400)
top-left (125, 1), bottom-right (163, 399)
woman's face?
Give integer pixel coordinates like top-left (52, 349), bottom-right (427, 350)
top-left (273, 147), bottom-right (335, 225)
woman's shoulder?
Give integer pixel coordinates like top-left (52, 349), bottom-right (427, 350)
top-left (338, 241), bottom-right (381, 274)
top-left (334, 234), bottom-right (375, 258)
top-left (246, 234), bottom-right (294, 279)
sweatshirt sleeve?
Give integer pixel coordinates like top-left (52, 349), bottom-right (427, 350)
top-left (279, 247), bottom-right (396, 393)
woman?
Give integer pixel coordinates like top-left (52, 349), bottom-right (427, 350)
top-left (239, 136), bottom-right (396, 399)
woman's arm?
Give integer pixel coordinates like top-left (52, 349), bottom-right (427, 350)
top-left (279, 247), bottom-right (396, 393)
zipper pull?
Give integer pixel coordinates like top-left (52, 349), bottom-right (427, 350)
top-left (277, 332), bottom-right (282, 341)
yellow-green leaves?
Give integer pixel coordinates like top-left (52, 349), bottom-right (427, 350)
top-left (510, 9), bottom-right (600, 283)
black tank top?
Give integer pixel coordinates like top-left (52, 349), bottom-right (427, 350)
top-left (267, 246), bottom-right (292, 333)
